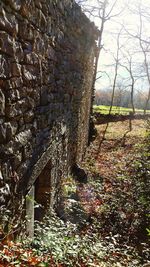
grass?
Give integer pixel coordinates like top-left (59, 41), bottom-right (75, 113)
top-left (93, 105), bottom-right (150, 115)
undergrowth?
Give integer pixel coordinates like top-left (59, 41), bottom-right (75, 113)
top-left (0, 119), bottom-right (150, 266)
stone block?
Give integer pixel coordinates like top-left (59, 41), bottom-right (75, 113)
top-left (0, 59), bottom-right (22, 79)
top-left (11, 62), bottom-right (21, 77)
top-left (5, 103), bottom-right (22, 119)
top-left (22, 65), bottom-right (37, 84)
top-left (5, 121), bottom-right (18, 141)
top-left (22, 143), bottom-right (33, 160)
top-left (13, 151), bottom-right (22, 167)
top-left (5, 89), bottom-right (20, 104)
top-left (0, 31), bottom-right (14, 57)
top-left (34, 37), bottom-right (46, 56)
top-left (0, 55), bottom-right (9, 79)
top-left (24, 52), bottom-right (39, 66)
top-left (6, 77), bottom-right (23, 89)
top-left (39, 10), bottom-right (47, 32)
top-left (0, 124), bottom-right (6, 143)
top-left (0, 170), bottom-right (4, 187)
top-left (15, 129), bottom-right (32, 147)
top-left (47, 17), bottom-right (52, 36)
top-left (46, 45), bottom-right (56, 61)
top-left (0, 8), bottom-right (18, 36)
top-left (24, 110), bottom-right (34, 123)
top-left (22, 42), bottom-right (33, 54)
top-left (4, 0), bottom-right (21, 11)
top-left (20, 0), bottom-right (35, 18)
top-left (18, 20), bottom-right (36, 42)
top-left (0, 89), bottom-right (5, 116)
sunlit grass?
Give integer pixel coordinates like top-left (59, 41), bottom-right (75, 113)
top-left (93, 105), bottom-right (150, 115)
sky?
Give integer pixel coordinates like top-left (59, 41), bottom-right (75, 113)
top-left (78, 0), bottom-right (150, 94)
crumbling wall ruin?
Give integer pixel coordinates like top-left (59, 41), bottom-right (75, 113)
top-left (0, 0), bottom-right (98, 232)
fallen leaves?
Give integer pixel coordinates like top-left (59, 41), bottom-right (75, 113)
top-left (0, 242), bottom-right (51, 267)
top-left (0, 119), bottom-right (149, 267)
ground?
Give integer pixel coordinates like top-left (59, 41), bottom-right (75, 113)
top-left (0, 118), bottom-right (150, 266)
top-left (78, 118), bottom-right (150, 265)
top-left (94, 119), bottom-right (146, 178)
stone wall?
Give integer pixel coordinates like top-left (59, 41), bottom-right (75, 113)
top-left (0, 0), bottom-right (98, 229)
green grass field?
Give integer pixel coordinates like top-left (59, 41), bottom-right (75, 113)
top-left (93, 105), bottom-right (150, 115)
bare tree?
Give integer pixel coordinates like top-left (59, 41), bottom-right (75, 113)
top-left (108, 29), bottom-right (123, 114)
top-left (77, 0), bottom-right (125, 152)
top-left (120, 54), bottom-right (136, 114)
top-left (138, 5), bottom-right (150, 114)
top-left (124, 1), bottom-right (150, 114)
top-left (95, 29), bottom-right (123, 155)
top-left (77, 0), bottom-right (123, 93)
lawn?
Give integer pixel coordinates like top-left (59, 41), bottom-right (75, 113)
top-left (93, 105), bottom-right (150, 115)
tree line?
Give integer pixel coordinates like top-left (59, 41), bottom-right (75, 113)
top-left (95, 88), bottom-right (150, 110)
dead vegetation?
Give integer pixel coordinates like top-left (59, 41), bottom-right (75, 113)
top-left (0, 118), bottom-right (150, 266)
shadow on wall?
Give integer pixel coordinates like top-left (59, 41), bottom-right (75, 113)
top-left (0, 0), bottom-right (97, 237)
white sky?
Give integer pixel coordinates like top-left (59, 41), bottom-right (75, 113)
top-left (79, 0), bottom-right (150, 94)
